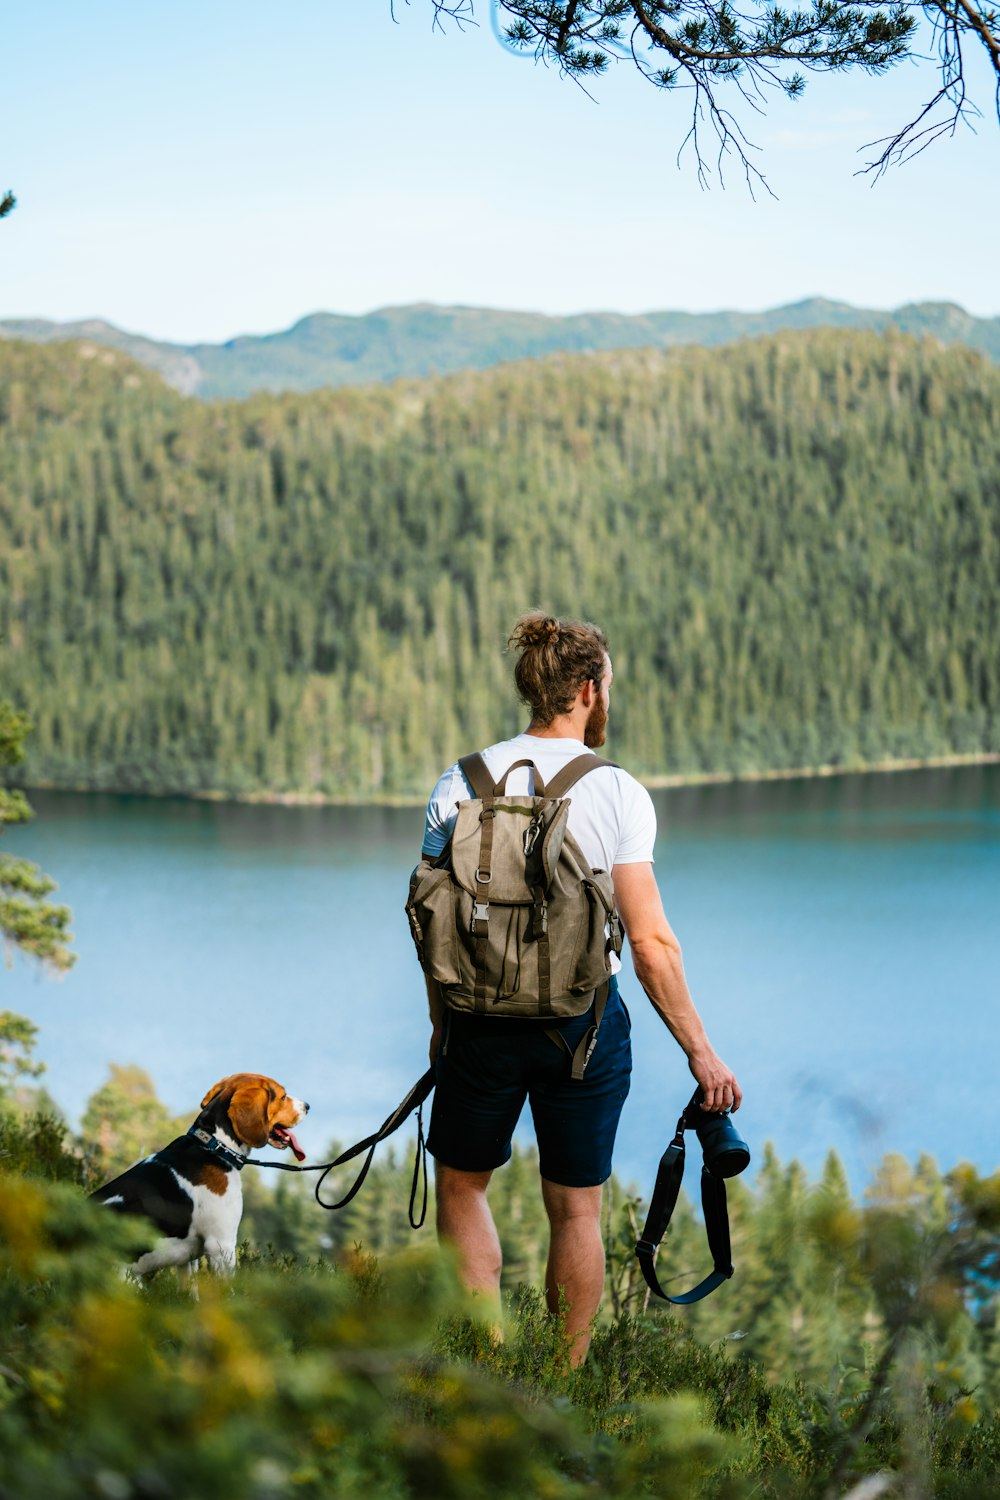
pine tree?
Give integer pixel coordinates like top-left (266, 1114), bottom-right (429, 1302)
top-left (0, 693), bottom-right (74, 970)
top-left (80, 1064), bottom-right (188, 1181)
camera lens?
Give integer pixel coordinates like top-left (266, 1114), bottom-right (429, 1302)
top-left (703, 1135), bottom-right (751, 1178)
top-left (684, 1090), bottom-right (750, 1178)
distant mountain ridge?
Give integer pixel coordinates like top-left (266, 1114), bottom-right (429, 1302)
top-left (2, 298), bottom-right (998, 400)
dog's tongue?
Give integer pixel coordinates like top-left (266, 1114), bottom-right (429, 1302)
top-left (272, 1125), bottom-right (306, 1161)
top-left (286, 1131), bottom-right (306, 1162)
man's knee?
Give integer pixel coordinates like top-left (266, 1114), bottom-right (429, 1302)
top-left (434, 1163), bottom-right (502, 1289)
top-left (436, 1163), bottom-right (494, 1203)
top-left (541, 1177), bottom-right (603, 1226)
top-left (436, 1163), bottom-right (495, 1230)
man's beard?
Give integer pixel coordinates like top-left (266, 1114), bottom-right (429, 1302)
top-left (584, 694), bottom-right (607, 749)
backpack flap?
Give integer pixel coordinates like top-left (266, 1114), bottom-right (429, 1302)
top-left (450, 796), bottom-right (569, 904)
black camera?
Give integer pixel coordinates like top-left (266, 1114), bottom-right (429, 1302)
top-left (682, 1089), bottom-right (750, 1179)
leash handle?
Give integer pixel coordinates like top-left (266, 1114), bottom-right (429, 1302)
top-left (314, 1139), bottom-right (379, 1211)
top-left (244, 1069), bottom-right (435, 1227)
top-left (313, 1093), bottom-right (428, 1223)
top-left (408, 1100), bottom-right (429, 1230)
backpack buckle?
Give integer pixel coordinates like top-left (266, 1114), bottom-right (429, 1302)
top-left (583, 1025), bottom-right (599, 1067)
top-left (473, 901), bottom-right (490, 932)
top-left (531, 897), bottom-right (548, 938)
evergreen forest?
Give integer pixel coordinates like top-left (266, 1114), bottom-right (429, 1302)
top-left (2, 329), bottom-right (998, 802)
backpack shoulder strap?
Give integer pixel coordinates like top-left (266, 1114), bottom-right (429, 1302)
top-left (457, 752), bottom-right (495, 801)
top-left (546, 754), bottom-right (620, 800)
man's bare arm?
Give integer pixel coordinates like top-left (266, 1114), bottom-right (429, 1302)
top-left (612, 862), bottom-right (742, 1113)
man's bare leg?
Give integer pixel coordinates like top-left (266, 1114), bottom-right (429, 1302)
top-left (435, 1163), bottom-right (503, 1329)
top-left (541, 1178), bottom-right (605, 1368)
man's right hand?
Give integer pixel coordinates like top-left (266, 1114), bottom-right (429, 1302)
top-left (688, 1049), bottom-right (742, 1113)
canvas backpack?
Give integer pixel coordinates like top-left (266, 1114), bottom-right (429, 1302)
top-left (405, 752), bottom-right (624, 1079)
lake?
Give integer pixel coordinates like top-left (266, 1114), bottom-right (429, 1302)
top-left (4, 766), bottom-right (998, 1193)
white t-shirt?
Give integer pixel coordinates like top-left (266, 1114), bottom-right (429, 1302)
top-left (422, 732), bottom-right (657, 872)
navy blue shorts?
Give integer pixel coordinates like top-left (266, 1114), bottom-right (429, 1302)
top-left (426, 978), bottom-right (632, 1188)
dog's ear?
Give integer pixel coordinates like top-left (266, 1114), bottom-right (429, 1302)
top-left (228, 1083), bottom-right (271, 1149)
top-left (264, 1082), bottom-right (286, 1123)
top-left (201, 1078), bottom-right (233, 1110)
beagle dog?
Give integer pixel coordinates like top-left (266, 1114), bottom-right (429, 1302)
top-left (90, 1072), bottom-right (308, 1277)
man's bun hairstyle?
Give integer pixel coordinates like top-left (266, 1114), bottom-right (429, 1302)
top-left (508, 611), bottom-right (609, 726)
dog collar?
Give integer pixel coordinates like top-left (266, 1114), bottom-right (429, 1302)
top-left (187, 1127), bottom-right (248, 1171)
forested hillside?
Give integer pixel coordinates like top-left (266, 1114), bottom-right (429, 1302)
top-left (1, 330), bottom-right (998, 801)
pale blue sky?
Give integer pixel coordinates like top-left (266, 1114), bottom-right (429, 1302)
top-left (2, 1), bottom-right (998, 341)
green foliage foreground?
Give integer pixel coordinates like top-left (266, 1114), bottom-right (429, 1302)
top-left (0, 1174), bottom-right (733, 1500)
top-left (3, 1132), bottom-right (1000, 1499)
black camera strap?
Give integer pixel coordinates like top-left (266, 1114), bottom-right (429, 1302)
top-left (634, 1123), bottom-right (735, 1305)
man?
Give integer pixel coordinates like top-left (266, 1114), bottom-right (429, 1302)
top-left (420, 611), bottom-right (742, 1365)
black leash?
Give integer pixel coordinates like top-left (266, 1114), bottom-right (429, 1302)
top-left (245, 1068), bottom-right (435, 1230)
top-left (634, 1115), bottom-right (736, 1305)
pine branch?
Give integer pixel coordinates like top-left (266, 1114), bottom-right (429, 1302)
top-left (482, 0), bottom-right (999, 184)
top-left (0, 686), bottom-right (75, 972)
top-left (0, 887), bottom-right (75, 972)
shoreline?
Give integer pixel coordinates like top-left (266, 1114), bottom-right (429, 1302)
top-left (18, 750), bottom-right (1000, 809)
top-left (641, 749), bottom-right (1000, 790)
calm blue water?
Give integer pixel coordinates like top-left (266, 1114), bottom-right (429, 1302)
top-left (4, 767), bottom-right (998, 1192)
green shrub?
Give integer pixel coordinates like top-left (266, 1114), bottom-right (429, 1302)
top-left (0, 1108), bottom-right (88, 1185)
top-left (0, 1176), bottom-right (731, 1500)
top-left (4, 1168), bottom-right (1000, 1500)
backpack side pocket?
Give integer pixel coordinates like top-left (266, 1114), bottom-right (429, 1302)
top-left (406, 863), bottom-right (462, 986)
